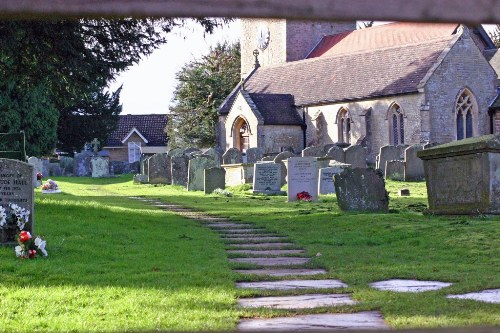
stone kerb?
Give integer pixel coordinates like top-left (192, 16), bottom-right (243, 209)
top-left (253, 162), bottom-right (284, 195)
top-left (417, 134), bottom-right (500, 215)
top-left (404, 144), bottom-right (425, 181)
top-left (274, 151), bottom-right (295, 186)
top-left (334, 168), bottom-right (389, 212)
top-left (287, 157), bottom-right (319, 202)
top-left (325, 146), bottom-right (346, 163)
top-left (204, 167), bottom-right (226, 194)
top-left (222, 148), bottom-right (243, 165)
top-left (318, 163), bottom-right (351, 195)
top-left (345, 145), bottom-right (367, 168)
top-left (0, 159), bottom-right (34, 245)
top-left (187, 156), bottom-right (218, 191)
top-left (147, 153), bottom-right (172, 184)
top-left (301, 146), bottom-right (324, 157)
top-left (385, 160), bottom-right (405, 181)
top-left (171, 155), bottom-right (189, 187)
top-left (222, 163), bottom-right (254, 186)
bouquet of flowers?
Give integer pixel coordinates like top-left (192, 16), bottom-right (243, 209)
top-left (15, 231), bottom-right (48, 259)
top-left (36, 172), bottom-right (43, 181)
top-left (297, 191), bottom-right (312, 202)
top-left (41, 179), bottom-right (59, 191)
top-left (0, 203), bottom-right (31, 231)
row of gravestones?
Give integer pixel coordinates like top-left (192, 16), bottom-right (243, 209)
top-left (377, 143), bottom-right (437, 181)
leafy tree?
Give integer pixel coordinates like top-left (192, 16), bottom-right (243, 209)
top-left (488, 24), bottom-right (500, 47)
top-left (168, 42), bottom-right (240, 148)
top-left (0, 18), bottom-right (224, 156)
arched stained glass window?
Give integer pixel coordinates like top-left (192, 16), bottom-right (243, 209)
top-left (389, 104), bottom-right (404, 145)
top-left (455, 89), bottom-right (477, 140)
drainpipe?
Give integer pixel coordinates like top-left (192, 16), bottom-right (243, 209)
top-left (302, 109), bottom-right (307, 150)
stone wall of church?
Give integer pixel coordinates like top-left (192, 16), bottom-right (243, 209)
top-left (259, 125), bottom-right (304, 154)
top-left (425, 29), bottom-right (497, 143)
top-left (223, 93), bottom-right (261, 150)
top-left (303, 93), bottom-right (424, 160)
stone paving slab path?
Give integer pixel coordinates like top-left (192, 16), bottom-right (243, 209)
top-left (229, 257), bottom-right (311, 267)
top-left (217, 229), bottom-right (267, 234)
top-left (228, 242), bottom-right (298, 249)
top-left (236, 279), bottom-right (348, 290)
top-left (237, 311), bottom-right (388, 331)
top-left (233, 268), bottom-right (328, 277)
top-left (223, 236), bottom-right (288, 242)
top-left (220, 234), bottom-right (280, 238)
top-left (447, 288), bottom-right (500, 304)
top-left (369, 279), bottom-right (452, 292)
top-left (238, 293), bottom-right (357, 309)
top-left (206, 223), bottom-right (255, 228)
top-left (227, 249), bottom-right (305, 255)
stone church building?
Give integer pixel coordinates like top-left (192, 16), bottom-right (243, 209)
top-left (217, 20), bottom-right (500, 161)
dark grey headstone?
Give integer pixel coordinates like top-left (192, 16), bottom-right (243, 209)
top-left (185, 147), bottom-right (201, 157)
top-left (274, 151), bottom-right (295, 186)
top-left (385, 160), bottom-right (405, 181)
top-left (325, 146), bottom-right (345, 163)
top-left (404, 144), bottom-right (425, 181)
top-left (334, 168), bottom-right (389, 212)
top-left (204, 148), bottom-right (223, 166)
top-left (147, 153), bottom-right (171, 184)
top-left (171, 155), bottom-right (189, 187)
top-left (344, 145), bottom-right (367, 168)
top-left (222, 148), bottom-right (243, 165)
top-left (246, 147), bottom-right (264, 164)
top-left (59, 157), bottom-right (74, 176)
top-left (323, 144), bottom-right (336, 155)
top-left (301, 146), bottom-right (324, 157)
top-left (187, 156), bottom-right (218, 191)
top-left (73, 151), bottom-right (93, 177)
top-left (261, 156), bottom-right (275, 162)
top-left (204, 167), bottom-right (226, 194)
top-left (0, 159), bottom-right (34, 245)
top-left (377, 145), bottom-right (401, 171)
top-left (48, 162), bottom-right (62, 177)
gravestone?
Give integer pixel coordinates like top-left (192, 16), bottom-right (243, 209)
top-left (404, 144), bottom-right (425, 181)
top-left (261, 156), bottom-right (275, 162)
top-left (302, 146), bottom-right (324, 157)
top-left (187, 156), bottom-right (218, 191)
top-left (246, 147), bottom-right (264, 164)
top-left (318, 163), bottom-right (351, 195)
top-left (222, 148), bottom-right (243, 165)
top-left (205, 148), bottom-right (223, 167)
top-left (274, 151), bottom-right (295, 186)
top-left (133, 174), bottom-right (148, 184)
top-left (253, 163), bottom-right (285, 195)
top-left (140, 155), bottom-right (150, 175)
top-left (27, 157), bottom-right (43, 186)
top-left (171, 155), bottom-right (189, 187)
top-left (185, 147), bottom-right (201, 157)
top-left (224, 164), bottom-right (254, 186)
top-left (167, 148), bottom-right (185, 158)
top-left (91, 157), bottom-right (110, 178)
top-left (323, 144), bottom-right (336, 155)
top-left (48, 162), bottom-right (62, 177)
top-left (204, 167), bottom-right (226, 194)
top-left (325, 146), bottom-right (346, 163)
top-left (345, 145), bottom-right (367, 168)
top-left (147, 153), bottom-right (171, 184)
top-left (417, 134), bottom-right (500, 214)
top-left (59, 157), bottom-right (74, 176)
top-left (287, 157), bottom-right (319, 202)
top-left (73, 151), bottom-right (93, 177)
top-left (377, 145), bottom-right (401, 171)
top-left (41, 158), bottom-right (50, 177)
top-left (0, 159), bottom-right (34, 245)
top-left (334, 168), bottom-right (389, 212)
top-left (385, 160), bottom-right (405, 181)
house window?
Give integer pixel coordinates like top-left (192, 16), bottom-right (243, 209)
top-left (128, 142), bottom-right (141, 163)
top-left (389, 104), bottom-right (404, 145)
top-left (338, 108), bottom-right (351, 144)
top-left (455, 89), bottom-right (476, 140)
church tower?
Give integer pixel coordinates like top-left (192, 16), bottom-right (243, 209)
top-left (240, 19), bottom-right (356, 76)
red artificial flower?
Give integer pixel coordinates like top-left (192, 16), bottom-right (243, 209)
top-left (28, 249), bottom-right (37, 258)
top-left (19, 231), bottom-right (32, 243)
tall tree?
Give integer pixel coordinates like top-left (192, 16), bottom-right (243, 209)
top-left (488, 24), bottom-right (500, 47)
top-left (0, 18), bottom-right (224, 156)
top-left (167, 42), bottom-right (240, 148)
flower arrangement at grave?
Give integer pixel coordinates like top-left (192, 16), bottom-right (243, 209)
top-left (15, 231), bottom-right (48, 259)
top-left (296, 191), bottom-right (312, 202)
top-left (41, 179), bottom-right (60, 192)
top-left (35, 172), bottom-right (43, 188)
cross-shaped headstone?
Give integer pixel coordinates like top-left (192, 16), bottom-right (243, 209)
top-left (90, 138), bottom-right (100, 153)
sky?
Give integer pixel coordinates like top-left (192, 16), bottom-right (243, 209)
top-left (109, 20), bottom-right (240, 115)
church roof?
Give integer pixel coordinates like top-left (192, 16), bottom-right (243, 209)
top-left (243, 35), bottom-right (456, 106)
top-left (307, 22), bottom-right (459, 59)
top-left (106, 114), bottom-right (168, 147)
top-left (248, 93), bottom-right (303, 125)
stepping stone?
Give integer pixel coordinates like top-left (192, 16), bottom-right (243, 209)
top-left (236, 279), bottom-right (347, 290)
top-left (238, 293), bottom-right (357, 309)
top-left (234, 268), bottom-right (327, 277)
top-left (223, 237), bottom-right (288, 242)
top-left (217, 229), bottom-right (266, 234)
top-left (229, 257), bottom-right (310, 267)
top-left (237, 311), bottom-right (388, 331)
top-left (229, 243), bottom-right (297, 249)
top-left (220, 234), bottom-right (278, 238)
top-left (227, 249), bottom-right (305, 255)
top-left (206, 223), bottom-right (254, 228)
top-left (447, 289), bottom-right (500, 304)
top-left (369, 279), bottom-right (452, 292)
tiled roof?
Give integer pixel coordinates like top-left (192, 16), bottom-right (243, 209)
top-left (307, 22), bottom-right (458, 59)
top-left (106, 114), bottom-right (168, 146)
top-left (248, 93), bottom-right (303, 125)
top-left (243, 36), bottom-right (455, 106)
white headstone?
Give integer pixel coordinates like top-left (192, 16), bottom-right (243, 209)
top-left (287, 157), bottom-right (318, 202)
top-left (91, 157), bottom-right (110, 178)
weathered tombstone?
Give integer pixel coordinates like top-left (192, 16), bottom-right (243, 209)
top-left (223, 164), bottom-right (254, 186)
top-left (27, 157), bottom-right (43, 176)
top-left (0, 159), bottom-right (34, 245)
top-left (133, 174), bottom-right (148, 184)
top-left (345, 145), bottom-right (367, 168)
top-left (59, 157), bottom-right (74, 176)
top-left (91, 157), bottom-right (110, 178)
top-left (404, 144), bottom-right (425, 181)
top-left (147, 153), bottom-right (172, 184)
top-left (261, 156), bottom-right (275, 162)
top-left (287, 157), bottom-right (319, 202)
top-left (129, 161), bottom-right (140, 174)
top-left (167, 148), bottom-right (185, 158)
top-left (302, 146), bottom-right (324, 157)
top-left (171, 155), bottom-right (189, 187)
top-left (140, 155), bottom-right (150, 176)
top-left (48, 162), bottom-right (62, 177)
top-left (385, 160), bottom-right (405, 181)
top-left (325, 146), bottom-right (346, 163)
top-left (204, 148), bottom-right (223, 167)
top-left (246, 147), bottom-right (264, 164)
top-left (323, 144), bottom-right (336, 155)
top-left (185, 147), bottom-right (201, 158)
top-left (253, 162), bottom-right (285, 195)
top-left (111, 161), bottom-right (130, 175)
top-left (41, 158), bottom-right (50, 177)
top-left (187, 156), bottom-right (218, 191)
top-left (417, 134), bottom-right (500, 215)
top-left (274, 151), bottom-right (295, 186)
top-left (377, 145), bottom-right (401, 171)
top-left (73, 151), bottom-right (93, 177)
top-left (204, 167), bottom-right (226, 194)
top-left (222, 148), bottom-right (243, 165)
top-left (318, 163), bottom-right (351, 195)
top-left (334, 168), bottom-right (389, 212)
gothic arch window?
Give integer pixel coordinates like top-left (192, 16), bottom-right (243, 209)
top-left (388, 103), bottom-right (404, 145)
top-left (337, 108), bottom-right (351, 144)
top-left (455, 89), bottom-right (477, 140)
top-left (232, 117), bottom-right (251, 152)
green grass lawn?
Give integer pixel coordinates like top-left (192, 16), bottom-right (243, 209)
top-left (0, 175), bottom-right (498, 331)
